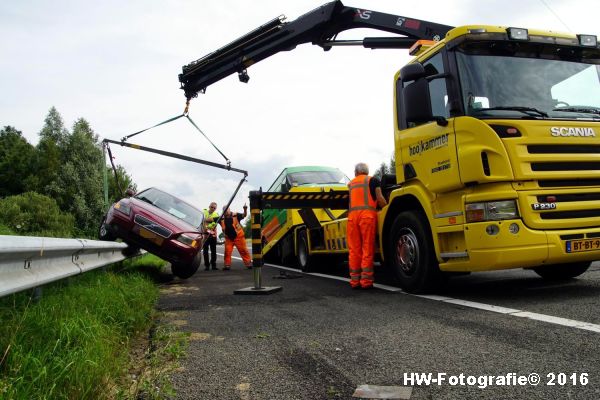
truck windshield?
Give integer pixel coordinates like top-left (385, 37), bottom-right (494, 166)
top-left (288, 170), bottom-right (349, 186)
top-left (456, 41), bottom-right (600, 120)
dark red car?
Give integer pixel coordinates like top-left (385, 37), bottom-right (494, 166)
top-left (99, 187), bottom-right (206, 278)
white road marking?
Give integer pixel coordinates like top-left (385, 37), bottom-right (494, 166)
top-left (220, 253), bottom-right (600, 333)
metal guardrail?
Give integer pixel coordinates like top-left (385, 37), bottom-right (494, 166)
top-left (0, 235), bottom-right (130, 298)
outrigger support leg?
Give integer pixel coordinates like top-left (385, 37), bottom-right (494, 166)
top-left (234, 189), bottom-right (282, 295)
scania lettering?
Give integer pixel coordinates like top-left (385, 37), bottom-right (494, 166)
top-left (550, 127), bottom-right (596, 137)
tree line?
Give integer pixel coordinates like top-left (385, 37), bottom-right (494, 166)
top-left (0, 107), bottom-right (135, 238)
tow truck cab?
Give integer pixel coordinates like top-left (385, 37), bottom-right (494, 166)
top-left (387, 26), bottom-right (600, 291)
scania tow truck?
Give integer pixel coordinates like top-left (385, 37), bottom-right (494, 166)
top-left (178, 1), bottom-right (600, 292)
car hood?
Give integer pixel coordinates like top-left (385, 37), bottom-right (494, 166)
top-left (129, 198), bottom-right (201, 234)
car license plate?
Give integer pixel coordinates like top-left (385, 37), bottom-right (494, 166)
top-left (138, 227), bottom-right (164, 246)
top-left (566, 239), bottom-right (600, 253)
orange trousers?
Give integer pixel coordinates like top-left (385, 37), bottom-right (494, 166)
top-left (224, 229), bottom-right (252, 267)
top-left (347, 209), bottom-right (376, 288)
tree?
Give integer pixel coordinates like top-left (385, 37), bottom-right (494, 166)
top-left (39, 106), bottom-right (69, 146)
top-left (53, 118), bottom-right (105, 236)
top-left (0, 126), bottom-right (36, 196)
top-left (0, 192), bottom-right (75, 237)
top-left (374, 153), bottom-right (396, 179)
top-left (373, 162), bottom-right (389, 180)
top-left (36, 107), bottom-right (69, 195)
top-left (106, 164), bottom-right (137, 205)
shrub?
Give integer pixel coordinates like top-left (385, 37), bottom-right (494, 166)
top-left (0, 191), bottom-right (75, 237)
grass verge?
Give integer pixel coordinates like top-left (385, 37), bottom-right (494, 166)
top-left (0, 254), bottom-right (169, 399)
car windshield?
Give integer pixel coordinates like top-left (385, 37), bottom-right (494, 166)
top-left (135, 188), bottom-right (204, 228)
top-left (456, 41), bottom-right (600, 120)
top-left (288, 170), bottom-right (349, 186)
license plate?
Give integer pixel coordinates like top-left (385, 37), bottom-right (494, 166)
top-left (566, 239), bottom-right (600, 253)
top-left (138, 227), bottom-right (164, 246)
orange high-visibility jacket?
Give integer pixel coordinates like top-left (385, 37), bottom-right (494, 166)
top-left (219, 215), bottom-right (244, 238)
top-left (348, 175), bottom-right (377, 212)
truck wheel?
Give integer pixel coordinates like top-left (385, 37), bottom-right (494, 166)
top-left (533, 262), bottom-right (591, 280)
top-left (297, 230), bottom-right (314, 272)
top-left (98, 217), bottom-right (115, 241)
top-left (388, 211), bottom-right (443, 293)
top-left (171, 253), bottom-right (201, 279)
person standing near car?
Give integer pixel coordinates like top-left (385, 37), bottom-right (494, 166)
top-left (219, 204), bottom-right (252, 270)
top-left (347, 162), bottom-right (387, 289)
top-left (202, 202), bottom-right (219, 271)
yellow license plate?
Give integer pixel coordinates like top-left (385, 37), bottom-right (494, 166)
top-left (139, 227), bottom-right (164, 245)
top-left (566, 239), bottom-right (600, 253)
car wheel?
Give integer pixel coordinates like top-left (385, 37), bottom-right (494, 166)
top-left (533, 262), bottom-right (591, 280)
top-left (297, 230), bottom-right (314, 272)
top-left (387, 211), bottom-right (443, 293)
top-left (171, 252), bottom-right (201, 279)
top-left (98, 217), bottom-right (115, 241)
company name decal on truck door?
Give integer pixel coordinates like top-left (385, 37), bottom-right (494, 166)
top-left (409, 133), bottom-right (449, 156)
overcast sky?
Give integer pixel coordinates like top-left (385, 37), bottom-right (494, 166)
top-left (1, 0), bottom-right (599, 216)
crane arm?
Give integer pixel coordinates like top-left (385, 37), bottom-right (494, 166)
top-left (178, 1), bottom-right (453, 99)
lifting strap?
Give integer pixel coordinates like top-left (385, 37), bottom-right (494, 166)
top-left (119, 105), bottom-right (231, 166)
top-left (102, 102), bottom-right (246, 215)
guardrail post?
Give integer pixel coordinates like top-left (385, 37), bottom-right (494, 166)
top-left (234, 189), bottom-right (281, 295)
top-left (32, 286), bottom-right (43, 302)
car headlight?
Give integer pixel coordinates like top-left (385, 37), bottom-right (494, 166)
top-left (114, 201), bottom-right (131, 216)
top-left (176, 233), bottom-right (201, 248)
top-left (465, 200), bottom-right (519, 223)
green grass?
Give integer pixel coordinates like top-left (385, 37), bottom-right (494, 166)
top-left (0, 269), bottom-right (159, 399)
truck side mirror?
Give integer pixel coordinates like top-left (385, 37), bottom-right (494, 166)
top-left (400, 63), bottom-right (426, 81)
top-left (400, 62), bottom-right (448, 127)
top-left (403, 77), bottom-right (433, 124)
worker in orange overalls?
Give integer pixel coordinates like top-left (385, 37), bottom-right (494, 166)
top-left (347, 162), bottom-right (387, 289)
top-left (219, 204), bottom-right (252, 270)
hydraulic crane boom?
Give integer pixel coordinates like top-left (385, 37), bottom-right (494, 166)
top-left (179, 1), bottom-right (453, 99)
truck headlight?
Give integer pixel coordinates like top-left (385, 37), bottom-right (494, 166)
top-left (465, 200), bottom-right (519, 223)
top-left (176, 233), bottom-right (201, 248)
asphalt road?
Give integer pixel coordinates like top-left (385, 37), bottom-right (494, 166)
top-left (157, 251), bottom-right (600, 400)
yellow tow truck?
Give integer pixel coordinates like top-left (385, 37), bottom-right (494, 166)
top-left (179, 1), bottom-right (600, 292)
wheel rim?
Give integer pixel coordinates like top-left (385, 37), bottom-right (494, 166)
top-left (100, 224), bottom-right (107, 237)
top-left (395, 228), bottom-right (419, 276)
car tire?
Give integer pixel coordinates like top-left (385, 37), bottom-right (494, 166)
top-left (171, 252), bottom-right (201, 279)
top-left (387, 211), bottom-right (444, 293)
top-left (98, 217), bottom-right (116, 241)
top-left (533, 262), bottom-right (591, 280)
top-left (297, 230), bottom-right (314, 272)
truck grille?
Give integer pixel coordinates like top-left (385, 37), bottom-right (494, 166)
top-left (520, 189), bottom-right (600, 229)
top-left (134, 214), bottom-right (172, 238)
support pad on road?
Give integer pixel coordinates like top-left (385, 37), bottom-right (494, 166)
top-left (234, 286), bottom-right (282, 295)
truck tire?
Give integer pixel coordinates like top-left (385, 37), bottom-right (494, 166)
top-left (171, 252), bottom-right (201, 279)
top-left (533, 262), bottom-right (591, 280)
top-left (388, 211), bottom-right (443, 293)
top-left (297, 230), bottom-right (314, 272)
